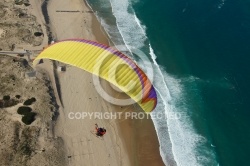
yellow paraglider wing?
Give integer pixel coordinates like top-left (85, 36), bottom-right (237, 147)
top-left (33, 39), bottom-right (157, 112)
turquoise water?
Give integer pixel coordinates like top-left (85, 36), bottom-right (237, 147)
top-left (86, 0), bottom-right (250, 165)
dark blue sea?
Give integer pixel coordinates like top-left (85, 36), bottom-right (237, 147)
top-left (86, 0), bottom-right (250, 165)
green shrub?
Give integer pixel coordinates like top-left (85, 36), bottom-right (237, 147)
top-left (20, 143), bottom-right (32, 155)
top-left (17, 106), bottom-right (32, 115)
top-left (23, 97), bottom-right (36, 105)
top-left (0, 98), bottom-right (18, 108)
top-left (15, 0), bottom-right (23, 5)
top-left (24, 3), bottom-right (30, 6)
top-left (21, 112), bottom-right (36, 125)
top-left (15, 95), bottom-right (21, 99)
top-left (34, 32), bottom-right (43, 36)
top-left (0, 100), bottom-right (3, 108)
top-left (5, 99), bottom-right (18, 107)
top-left (3, 95), bottom-right (10, 101)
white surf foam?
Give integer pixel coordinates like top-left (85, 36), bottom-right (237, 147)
top-left (87, 0), bottom-right (218, 165)
top-left (108, 0), bottom-right (205, 165)
top-left (109, 0), bottom-right (147, 49)
top-left (149, 46), bottom-right (205, 166)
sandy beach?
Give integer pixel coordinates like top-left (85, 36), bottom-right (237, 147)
top-left (0, 0), bottom-right (165, 165)
top-left (45, 0), bottom-right (164, 165)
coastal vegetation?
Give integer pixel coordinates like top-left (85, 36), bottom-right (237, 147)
top-left (17, 106), bottom-right (36, 125)
top-left (23, 97), bottom-right (36, 105)
top-left (0, 96), bottom-right (19, 108)
top-left (21, 112), bottom-right (36, 125)
top-left (17, 106), bottom-right (32, 115)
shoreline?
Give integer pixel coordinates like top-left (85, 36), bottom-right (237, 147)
top-left (37, 0), bottom-right (165, 165)
top-left (86, 2), bottom-right (165, 164)
top-left (85, 2), bottom-right (165, 164)
top-left (84, 0), bottom-right (110, 45)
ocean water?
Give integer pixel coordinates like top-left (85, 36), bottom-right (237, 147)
top-left (86, 0), bottom-right (250, 165)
